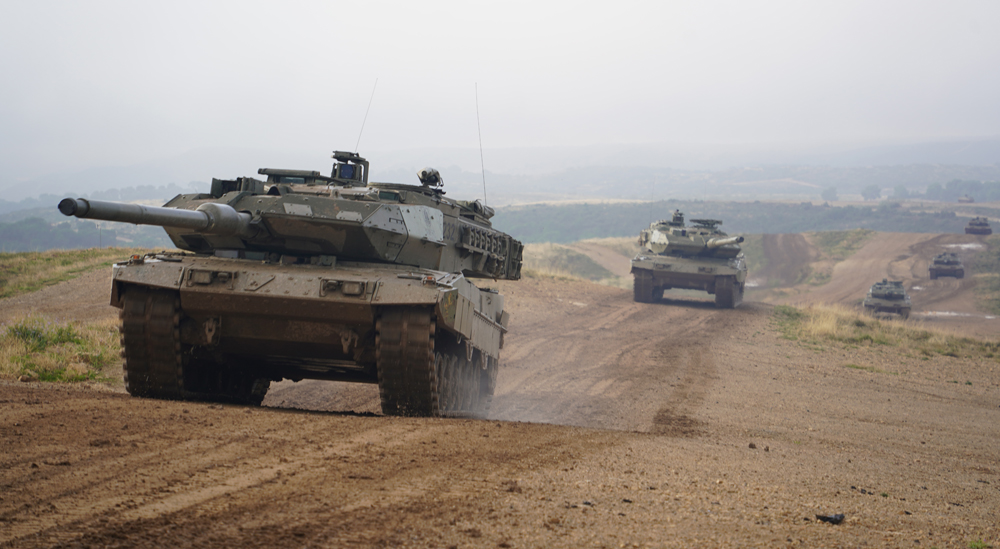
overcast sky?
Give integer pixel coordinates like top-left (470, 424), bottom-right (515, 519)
top-left (1, 0), bottom-right (998, 181)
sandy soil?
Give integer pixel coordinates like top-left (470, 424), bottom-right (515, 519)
top-left (2, 235), bottom-right (999, 548)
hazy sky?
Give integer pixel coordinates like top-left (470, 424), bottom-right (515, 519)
top-left (1, 0), bottom-right (998, 180)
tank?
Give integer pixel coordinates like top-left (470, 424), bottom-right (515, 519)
top-left (862, 279), bottom-right (911, 319)
top-left (929, 252), bottom-right (964, 279)
top-left (965, 217), bottom-right (993, 235)
top-left (630, 210), bottom-right (747, 308)
top-left (58, 151), bottom-right (523, 418)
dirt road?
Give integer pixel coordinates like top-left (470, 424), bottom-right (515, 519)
top-left (747, 233), bottom-right (816, 289)
top-left (2, 238), bottom-right (1000, 547)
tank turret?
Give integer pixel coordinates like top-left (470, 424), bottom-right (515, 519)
top-left (60, 152), bottom-right (521, 281)
top-left (631, 211), bottom-right (748, 308)
top-left (638, 215), bottom-right (744, 259)
top-left (57, 151), bottom-right (523, 418)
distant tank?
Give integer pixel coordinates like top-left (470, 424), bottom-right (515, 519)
top-left (928, 252), bottom-right (964, 279)
top-left (965, 217), bottom-right (993, 235)
top-left (630, 210), bottom-right (747, 308)
top-left (863, 279), bottom-right (911, 319)
top-left (59, 151), bottom-right (523, 418)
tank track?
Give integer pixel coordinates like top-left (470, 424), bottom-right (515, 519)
top-left (376, 307), bottom-right (439, 416)
top-left (120, 286), bottom-right (269, 406)
top-left (376, 307), bottom-right (495, 418)
top-left (714, 276), bottom-right (743, 309)
top-left (120, 287), bottom-right (186, 400)
top-left (633, 272), bottom-right (655, 303)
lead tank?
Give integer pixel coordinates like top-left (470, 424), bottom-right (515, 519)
top-left (59, 151), bottom-right (523, 418)
top-left (863, 279), bottom-right (911, 319)
top-left (630, 211), bottom-right (747, 308)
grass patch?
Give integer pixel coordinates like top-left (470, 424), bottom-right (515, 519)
top-left (1, 316), bottom-right (122, 383)
top-left (773, 303), bottom-right (1000, 358)
top-left (845, 364), bottom-right (895, 375)
top-left (521, 243), bottom-right (614, 281)
top-left (0, 247), bottom-right (148, 299)
top-left (971, 235), bottom-right (1000, 315)
top-left (806, 229), bottom-right (875, 261)
top-left (576, 236), bottom-right (640, 259)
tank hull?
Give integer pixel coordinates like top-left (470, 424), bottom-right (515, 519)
top-left (111, 253), bottom-right (507, 417)
top-left (862, 299), bottom-right (911, 319)
top-left (965, 227), bottom-right (992, 235)
top-left (928, 266), bottom-right (964, 279)
top-left (630, 254), bottom-right (747, 308)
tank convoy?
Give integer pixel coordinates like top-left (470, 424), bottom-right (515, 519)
top-left (928, 252), bottom-right (964, 279)
top-left (965, 217), bottom-right (993, 235)
top-left (58, 151), bottom-right (523, 418)
top-left (863, 279), bottom-right (911, 319)
top-left (630, 211), bottom-right (747, 308)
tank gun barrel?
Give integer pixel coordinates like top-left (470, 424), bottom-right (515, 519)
top-left (706, 235), bottom-right (744, 249)
top-left (58, 198), bottom-right (256, 238)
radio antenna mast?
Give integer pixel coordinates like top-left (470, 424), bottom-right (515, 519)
top-left (648, 175), bottom-right (656, 223)
top-left (475, 83), bottom-right (488, 206)
top-left (355, 78), bottom-right (378, 153)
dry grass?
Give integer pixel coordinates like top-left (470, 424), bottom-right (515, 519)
top-left (971, 234), bottom-right (1000, 315)
top-left (0, 315), bottom-right (123, 384)
top-left (0, 247), bottom-right (147, 299)
top-left (576, 236), bottom-right (640, 259)
top-left (521, 243), bottom-right (613, 281)
top-left (807, 229), bottom-right (876, 261)
top-left (774, 304), bottom-right (1000, 359)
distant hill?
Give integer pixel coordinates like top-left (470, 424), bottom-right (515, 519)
top-left (491, 200), bottom-right (990, 244)
top-left (3, 140), bottom-right (1000, 203)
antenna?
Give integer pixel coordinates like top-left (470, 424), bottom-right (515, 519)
top-left (648, 175), bottom-right (656, 223)
top-left (355, 78), bottom-right (378, 153)
top-left (475, 82), bottom-right (488, 206)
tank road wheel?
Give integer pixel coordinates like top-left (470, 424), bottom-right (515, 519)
top-left (957, 270), bottom-right (965, 279)
top-left (376, 307), bottom-right (439, 417)
top-left (633, 272), bottom-right (655, 303)
top-left (120, 287), bottom-right (185, 400)
top-left (714, 276), bottom-right (739, 309)
top-left (899, 308), bottom-right (911, 320)
top-left (434, 342), bottom-right (496, 418)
